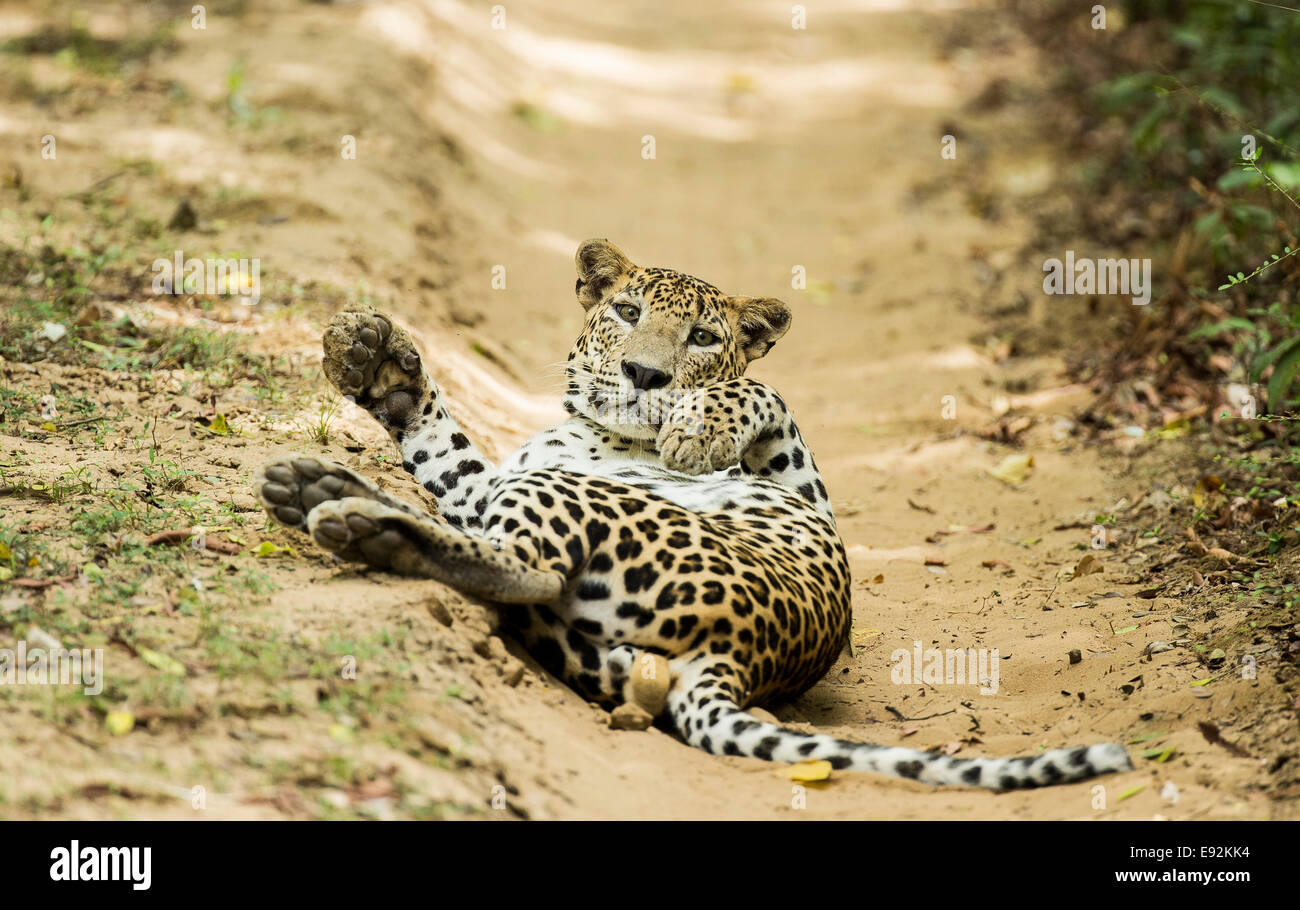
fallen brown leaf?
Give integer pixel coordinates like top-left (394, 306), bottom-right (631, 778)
top-left (1196, 721), bottom-right (1251, 758)
top-left (1073, 554), bottom-right (1104, 577)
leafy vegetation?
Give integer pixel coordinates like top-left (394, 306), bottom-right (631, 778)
top-left (1007, 3), bottom-right (1300, 740)
top-left (0, 23), bottom-right (177, 76)
top-left (1011, 1), bottom-right (1300, 514)
top-left (1017, 0), bottom-right (1300, 413)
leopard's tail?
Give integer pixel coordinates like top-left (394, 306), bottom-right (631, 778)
top-left (667, 661), bottom-right (1132, 790)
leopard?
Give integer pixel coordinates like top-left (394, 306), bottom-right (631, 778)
top-left (254, 239), bottom-right (1133, 789)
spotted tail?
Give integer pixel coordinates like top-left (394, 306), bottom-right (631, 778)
top-left (667, 667), bottom-right (1132, 790)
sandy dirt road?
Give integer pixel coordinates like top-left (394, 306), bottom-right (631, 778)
top-left (351, 0), bottom-right (1274, 819)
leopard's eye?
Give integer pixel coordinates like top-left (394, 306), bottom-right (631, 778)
top-left (615, 304), bottom-right (641, 324)
top-left (689, 327), bottom-right (718, 346)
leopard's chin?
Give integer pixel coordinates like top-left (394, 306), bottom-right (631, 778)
top-left (603, 419), bottom-right (660, 442)
top-left (575, 387), bottom-right (670, 442)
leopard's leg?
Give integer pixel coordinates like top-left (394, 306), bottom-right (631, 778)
top-left (656, 376), bottom-right (835, 522)
top-left (481, 471), bottom-right (679, 721)
top-left (497, 604), bottom-right (671, 719)
top-left (321, 304), bottom-right (498, 532)
top-left (254, 455), bottom-right (426, 532)
top-left (306, 497), bottom-right (563, 604)
top-left (739, 416), bottom-right (831, 517)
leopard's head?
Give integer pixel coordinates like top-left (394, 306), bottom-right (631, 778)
top-left (563, 239), bottom-right (791, 441)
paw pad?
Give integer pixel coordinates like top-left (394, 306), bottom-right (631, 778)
top-left (321, 306), bottom-right (425, 424)
top-left (254, 456), bottom-right (409, 532)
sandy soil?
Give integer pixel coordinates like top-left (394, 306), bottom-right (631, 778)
top-left (0, 0), bottom-right (1292, 819)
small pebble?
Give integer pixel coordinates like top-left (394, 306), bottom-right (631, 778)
top-left (609, 703), bottom-right (654, 731)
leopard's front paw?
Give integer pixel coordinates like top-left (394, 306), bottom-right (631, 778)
top-left (322, 305), bottom-right (427, 429)
top-left (657, 412), bottom-right (743, 475)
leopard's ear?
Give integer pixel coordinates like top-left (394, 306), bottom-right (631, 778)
top-left (728, 296), bottom-right (792, 362)
top-left (575, 239), bottom-right (636, 310)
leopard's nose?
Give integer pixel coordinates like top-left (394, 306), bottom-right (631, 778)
top-left (621, 360), bottom-right (670, 391)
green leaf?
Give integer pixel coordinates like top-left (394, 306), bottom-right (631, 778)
top-left (1117, 785), bottom-right (1145, 802)
top-left (510, 101), bottom-right (562, 133)
top-left (1199, 87), bottom-right (1246, 118)
top-left (1192, 211), bottom-right (1222, 238)
top-left (1170, 26), bottom-right (1204, 49)
top-left (253, 541), bottom-right (295, 558)
top-left (1187, 317), bottom-right (1256, 340)
top-left (137, 646), bottom-right (186, 677)
top-left (1131, 103), bottom-right (1169, 153)
top-left (1096, 73), bottom-right (1158, 111)
top-left (1216, 168), bottom-right (1261, 192)
top-left (1265, 161), bottom-right (1300, 191)
top-left (1266, 336), bottom-right (1300, 413)
top-left (1127, 732), bottom-right (1169, 745)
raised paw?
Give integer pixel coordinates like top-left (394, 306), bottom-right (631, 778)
top-left (657, 412), bottom-right (744, 475)
top-left (255, 455), bottom-right (424, 531)
top-left (321, 304), bottom-right (428, 429)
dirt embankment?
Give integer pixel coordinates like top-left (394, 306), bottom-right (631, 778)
top-left (0, 0), bottom-right (1292, 819)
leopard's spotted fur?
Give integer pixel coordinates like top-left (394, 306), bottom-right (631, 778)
top-left (255, 240), bottom-right (1132, 789)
